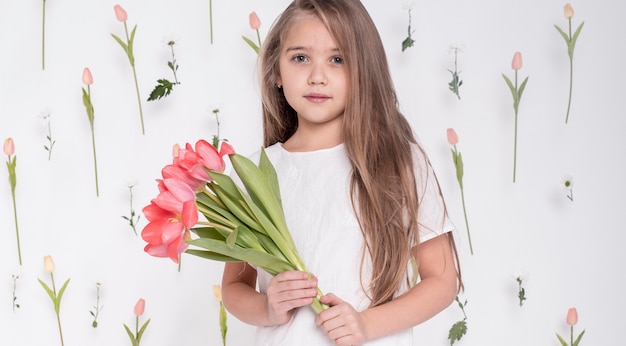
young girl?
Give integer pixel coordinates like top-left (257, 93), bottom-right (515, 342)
top-left (222, 0), bottom-right (463, 345)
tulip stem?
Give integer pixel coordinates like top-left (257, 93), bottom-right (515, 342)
top-left (565, 19), bottom-right (573, 124)
top-left (90, 123), bottom-right (99, 197)
top-left (50, 273), bottom-right (65, 346)
top-left (209, 0), bottom-right (214, 44)
top-left (513, 70), bottom-right (518, 183)
top-left (459, 186), bottom-right (473, 255)
top-left (11, 191), bottom-right (22, 265)
top-left (42, 0), bottom-right (46, 70)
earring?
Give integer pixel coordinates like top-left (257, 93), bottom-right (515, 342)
top-left (277, 84), bottom-right (282, 89)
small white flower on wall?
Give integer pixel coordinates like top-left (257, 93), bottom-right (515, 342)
top-left (561, 174), bottom-right (574, 201)
top-left (513, 270), bottom-right (529, 307)
top-left (448, 44), bottom-right (465, 99)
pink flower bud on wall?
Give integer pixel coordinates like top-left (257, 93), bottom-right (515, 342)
top-left (3, 137), bottom-right (14, 156)
top-left (114, 4), bottom-right (128, 22)
top-left (511, 52), bottom-right (523, 70)
top-left (134, 298), bottom-right (145, 316)
top-left (44, 255), bottom-right (55, 273)
top-left (249, 12), bottom-right (261, 30)
top-left (566, 307), bottom-right (578, 326)
top-left (564, 3), bottom-right (574, 19)
top-left (446, 128), bottom-right (459, 145)
top-left (82, 67), bottom-right (93, 85)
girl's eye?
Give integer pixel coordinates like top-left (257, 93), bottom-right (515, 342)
top-left (293, 55), bottom-right (308, 63)
top-left (331, 56), bottom-right (344, 64)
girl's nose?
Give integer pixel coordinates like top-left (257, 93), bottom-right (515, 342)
top-left (308, 64), bottom-right (328, 85)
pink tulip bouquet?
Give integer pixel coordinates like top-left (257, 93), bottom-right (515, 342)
top-left (242, 12), bottom-right (262, 54)
top-left (556, 307), bottom-right (585, 346)
top-left (111, 4), bottom-right (145, 134)
top-left (502, 51), bottom-right (529, 183)
top-left (141, 140), bottom-right (327, 314)
top-left (555, 3), bottom-right (584, 124)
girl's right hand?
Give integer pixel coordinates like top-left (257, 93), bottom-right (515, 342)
top-left (266, 271), bottom-right (319, 325)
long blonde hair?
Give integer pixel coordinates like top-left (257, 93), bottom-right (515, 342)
top-left (259, 0), bottom-right (462, 307)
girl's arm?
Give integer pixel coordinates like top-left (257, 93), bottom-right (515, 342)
top-left (222, 262), bottom-right (319, 326)
top-left (316, 232), bottom-right (458, 344)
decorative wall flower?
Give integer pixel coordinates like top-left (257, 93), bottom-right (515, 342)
top-left (38, 255), bottom-right (70, 346)
top-left (554, 3), bottom-right (585, 124)
top-left (122, 180), bottom-right (141, 235)
top-left (213, 285), bottom-right (228, 346)
top-left (447, 128), bottom-right (474, 255)
top-left (90, 282), bottom-right (103, 328)
top-left (111, 4), bottom-right (146, 134)
top-left (448, 45), bottom-right (464, 99)
top-left (210, 106), bottom-right (223, 149)
top-left (402, 8), bottom-right (415, 52)
top-left (81, 67), bottom-right (100, 197)
top-left (124, 298), bottom-right (151, 346)
top-left (242, 11), bottom-right (262, 54)
top-left (561, 174), bottom-right (574, 201)
top-left (513, 270), bottom-right (528, 307)
top-left (448, 296), bottom-right (469, 345)
top-left (12, 273), bottom-right (20, 312)
top-left (39, 111), bottom-right (56, 160)
top-left (502, 51), bottom-right (529, 183)
top-left (147, 37), bottom-right (181, 101)
top-left (556, 307), bottom-right (585, 346)
top-left (4, 137), bottom-right (22, 265)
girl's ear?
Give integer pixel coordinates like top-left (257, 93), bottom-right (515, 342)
top-left (276, 75), bottom-right (282, 88)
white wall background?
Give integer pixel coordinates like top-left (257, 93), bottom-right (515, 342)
top-left (1, 0), bottom-right (624, 345)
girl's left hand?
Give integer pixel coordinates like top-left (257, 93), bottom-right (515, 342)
top-left (315, 293), bottom-right (367, 346)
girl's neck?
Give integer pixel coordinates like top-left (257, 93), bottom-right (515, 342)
top-left (282, 126), bottom-right (343, 152)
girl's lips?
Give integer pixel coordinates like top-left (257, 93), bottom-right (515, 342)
top-left (304, 93), bottom-right (330, 103)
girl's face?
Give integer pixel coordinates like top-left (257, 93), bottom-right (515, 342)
top-left (277, 14), bottom-right (348, 143)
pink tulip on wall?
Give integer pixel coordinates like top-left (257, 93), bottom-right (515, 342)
top-left (502, 51), bottom-right (529, 183)
top-left (446, 128), bottom-right (474, 254)
top-left (37, 255), bottom-right (70, 346)
top-left (124, 298), bottom-right (151, 345)
top-left (111, 4), bottom-right (146, 134)
top-left (243, 11), bottom-right (262, 54)
top-left (81, 67), bottom-right (99, 197)
top-left (4, 137), bottom-right (22, 265)
top-left (555, 3), bottom-right (585, 124)
top-left (557, 307), bottom-right (585, 346)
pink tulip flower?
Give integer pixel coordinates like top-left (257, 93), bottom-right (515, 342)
top-left (114, 4), bottom-right (128, 22)
top-left (249, 12), bottom-right (261, 30)
top-left (134, 298), bottom-right (145, 316)
top-left (566, 307), bottom-right (578, 326)
top-left (4, 137), bottom-right (14, 156)
top-left (142, 179), bottom-right (198, 263)
top-left (564, 3), bottom-right (574, 19)
top-left (82, 67), bottom-right (93, 85)
top-left (511, 52), bottom-right (523, 70)
top-left (44, 255), bottom-right (55, 273)
top-left (446, 128), bottom-right (458, 145)
top-left (169, 140), bottom-right (235, 190)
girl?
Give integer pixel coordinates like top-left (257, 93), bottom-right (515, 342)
top-left (222, 0), bottom-right (463, 345)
